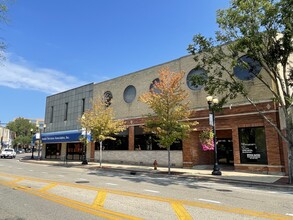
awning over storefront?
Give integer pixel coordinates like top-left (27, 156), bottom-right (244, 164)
top-left (32, 130), bottom-right (90, 143)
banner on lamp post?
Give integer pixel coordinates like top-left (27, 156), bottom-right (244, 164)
top-left (35, 132), bottom-right (40, 140)
top-left (209, 113), bottom-right (214, 126)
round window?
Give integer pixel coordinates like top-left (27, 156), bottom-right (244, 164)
top-left (149, 78), bottom-right (160, 94)
top-left (186, 69), bottom-right (206, 90)
top-left (123, 85), bottom-right (136, 103)
top-left (103, 91), bottom-right (113, 106)
top-left (233, 55), bottom-right (261, 80)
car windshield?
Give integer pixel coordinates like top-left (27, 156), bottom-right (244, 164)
top-left (4, 149), bottom-right (13, 152)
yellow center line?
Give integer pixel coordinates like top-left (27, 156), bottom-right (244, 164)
top-left (171, 202), bottom-right (193, 220)
top-left (92, 190), bottom-right (107, 209)
top-left (0, 179), bottom-right (142, 220)
top-left (0, 172), bottom-right (292, 220)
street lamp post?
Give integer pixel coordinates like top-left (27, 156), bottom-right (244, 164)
top-left (206, 95), bottom-right (222, 176)
top-left (81, 115), bottom-right (88, 165)
top-left (30, 128), bottom-right (35, 159)
top-left (82, 128), bottom-right (88, 165)
top-left (37, 124), bottom-right (46, 160)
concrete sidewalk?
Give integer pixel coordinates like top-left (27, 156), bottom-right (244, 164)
top-left (19, 157), bottom-right (292, 188)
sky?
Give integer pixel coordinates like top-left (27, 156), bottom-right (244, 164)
top-left (0, 0), bottom-right (230, 125)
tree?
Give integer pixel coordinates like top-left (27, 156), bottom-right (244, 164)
top-left (6, 117), bottom-right (36, 148)
top-left (79, 97), bottom-right (126, 167)
top-left (187, 0), bottom-right (293, 183)
top-left (139, 67), bottom-right (198, 174)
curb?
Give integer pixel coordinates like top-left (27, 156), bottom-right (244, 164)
top-left (19, 159), bottom-right (293, 189)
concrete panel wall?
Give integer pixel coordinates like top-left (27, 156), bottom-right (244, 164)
top-left (94, 150), bottom-right (183, 167)
top-left (44, 83), bottom-right (94, 132)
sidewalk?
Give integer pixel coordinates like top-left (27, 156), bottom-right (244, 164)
top-left (19, 157), bottom-right (292, 188)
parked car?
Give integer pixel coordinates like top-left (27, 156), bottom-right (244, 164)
top-left (16, 148), bottom-right (24, 154)
top-left (0, 148), bottom-right (16, 158)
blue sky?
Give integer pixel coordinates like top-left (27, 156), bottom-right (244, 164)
top-left (0, 0), bottom-right (229, 125)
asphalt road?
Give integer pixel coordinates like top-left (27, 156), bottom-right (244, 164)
top-left (0, 154), bottom-right (292, 220)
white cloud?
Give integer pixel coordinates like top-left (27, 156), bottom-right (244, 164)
top-left (0, 55), bottom-right (87, 94)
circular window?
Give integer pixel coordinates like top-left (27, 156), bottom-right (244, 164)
top-left (149, 78), bottom-right (160, 94)
top-left (186, 69), bottom-right (206, 90)
top-left (123, 85), bottom-right (136, 103)
top-left (103, 91), bottom-right (113, 106)
top-left (233, 55), bottom-right (261, 80)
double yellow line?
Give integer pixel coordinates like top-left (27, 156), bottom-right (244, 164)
top-left (0, 173), bottom-right (291, 220)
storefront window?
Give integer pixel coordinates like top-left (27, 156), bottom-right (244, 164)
top-left (238, 127), bottom-right (267, 164)
top-left (45, 143), bottom-right (61, 159)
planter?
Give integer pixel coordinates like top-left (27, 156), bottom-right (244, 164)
top-left (199, 129), bottom-right (214, 151)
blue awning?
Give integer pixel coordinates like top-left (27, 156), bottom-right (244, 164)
top-left (32, 130), bottom-right (90, 143)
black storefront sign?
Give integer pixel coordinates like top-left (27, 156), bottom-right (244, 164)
top-left (239, 127), bottom-right (268, 164)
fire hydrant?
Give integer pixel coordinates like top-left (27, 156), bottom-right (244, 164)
top-left (153, 160), bottom-right (158, 170)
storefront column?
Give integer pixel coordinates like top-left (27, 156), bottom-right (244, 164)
top-left (90, 141), bottom-right (95, 162)
top-left (128, 126), bottom-right (134, 151)
top-left (232, 126), bottom-right (240, 164)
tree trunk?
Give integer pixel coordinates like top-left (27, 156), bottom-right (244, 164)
top-left (168, 146), bottom-right (170, 175)
top-left (288, 143), bottom-right (293, 184)
top-left (99, 141), bottom-right (103, 167)
top-left (286, 119), bottom-right (293, 184)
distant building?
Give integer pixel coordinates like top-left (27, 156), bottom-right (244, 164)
top-left (41, 53), bottom-right (290, 175)
top-left (0, 126), bottom-right (14, 149)
top-left (27, 118), bottom-right (45, 127)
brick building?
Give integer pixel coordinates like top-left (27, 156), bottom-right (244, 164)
top-left (41, 54), bottom-right (288, 175)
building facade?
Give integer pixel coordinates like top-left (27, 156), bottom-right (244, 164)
top-left (41, 54), bottom-right (287, 175)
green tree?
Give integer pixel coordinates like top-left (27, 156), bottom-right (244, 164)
top-left (79, 98), bottom-right (126, 167)
top-left (6, 117), bottom-right (36, 148)
top-left (188, 0), bottom-right (293, 183)
top-left (139, 67), bottom-right (198, 174)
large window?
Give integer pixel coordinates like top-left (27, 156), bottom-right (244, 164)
top-left (186, 68), bottom-right (206, 90)
top-left (50, 106), bottom-right (54, 123)
top-left (134, 126), bottom-right (182, 150)
top-left (238, 127), bottom-right (267, 164)
top-left (64, 102), bottom-right (68, 121)
top-left (123, 85), bottom-right (136, 103)
top-left (66, 143), bottom-right (83, 160)
top-left (45, 143), bottom-right (61, 159)
top-left (233, 55), bottom-right (262, 80)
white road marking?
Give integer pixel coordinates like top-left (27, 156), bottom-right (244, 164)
top-left (106, 183), bottom-right (118, 186)
top-left (286, 213), bottom-right (293, 216)
top-left (29, 170), bottom-right (33, 172)
top-left (198, 198), bottom-right (221, 204)
top-left (17, 168), bottom-right (23, 169)
top-left (58, 175), bottom-right (64, 177)
top-left (144, 189), bottom-right (160, 194)
top-left (268, 191), bottom-right (278, 194)
top-left (41, 172), bottom-right (48, 174)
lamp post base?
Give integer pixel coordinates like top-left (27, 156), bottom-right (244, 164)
top-left (82, 160), bottom-right (88, 165)
top-left (212, 165), bottom-right (222, 176)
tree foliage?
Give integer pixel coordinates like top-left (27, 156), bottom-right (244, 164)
top-left (188, 0), bottom-right (293, 183)
top-left (139, 67), bottom-right (197, 148)
top-left (139, 67), bottom-right (198, 173)
top-left (79, 98), bottom-right (126, 143)
top-left (6, 117), bottom-right (36, 147)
